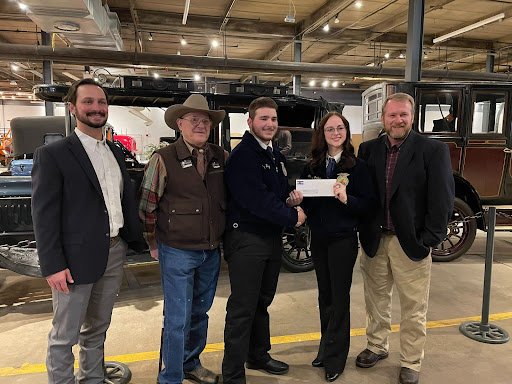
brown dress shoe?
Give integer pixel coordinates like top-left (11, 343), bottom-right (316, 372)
top-left (355, 348), bottom-right (389, 368)
top-left (184, 365), bottom-right (219, 384)
top-left (399, 367), bottom-right (419, 384)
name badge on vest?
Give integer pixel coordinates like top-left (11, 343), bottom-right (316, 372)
top-left (212, 161), bottom-right (221, 169)
top-left (181, 159), bottom-right (193, 169)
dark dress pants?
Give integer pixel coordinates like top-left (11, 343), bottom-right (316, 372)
top-left (311, 233), bottom-right (358, 374)
top-left (222, 230), bottom-right (282, 384)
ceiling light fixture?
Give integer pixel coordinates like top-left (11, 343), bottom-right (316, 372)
top-left (148, 32), bottom-right (153, 41)
top-left (433, 13), bottom-right (505, 44)
top-left (322, 80), bottom-right (329, 87)
top-left (94, 77), bottom-right (99, 82)
top-left (182, 0), bottom-right (190, 25)
top-left (212, 39), bottom-right (219, 47)
top-left (194, 74), bottom-right (201, 81)
top-left (18, 2), bottom-right (27, 10)
top-left (323, 24), bottom-right (330, 32)
top-left (154, 73), bottom-right (159, 78)
top-left (11, 64), bottom-right (19, 71)
top-left (309, 80), bottom-right (315, 86)
top-left (334, 13), bottom-right (340, 23)
top-left (180, 37), bottom-right (187, 45)
top-left (384, 52), bottom-right (390, 59)
top-left (11, 96), bottom-right (15, 99)
top-left (355, 1), bottom-right (363, 8)
top-left (284, 0), bottom-right (296, 23)
top-left (423, 52), bottom-right (428, 59)
top-left (332, 81), bottom-right (338, 87)
top-left (177, 50), bottom-right (181, 55)
top-left (399, 52), bottom-right (404, 59)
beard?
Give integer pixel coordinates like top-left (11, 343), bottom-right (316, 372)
top-left (384, 123), bottom-right (411, 140)
top-left (74, 110), bottom-right (107, 129)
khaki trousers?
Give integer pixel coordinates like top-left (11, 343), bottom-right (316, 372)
top-left (360, 234), bottom-right (431, 372)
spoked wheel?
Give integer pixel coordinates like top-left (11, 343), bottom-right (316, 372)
top-left (104, 361), bottom-right (132, 384)
top-left (432, 197), bottom-right (477, 262)
top-left (281, 224), bottom-right (314, 272)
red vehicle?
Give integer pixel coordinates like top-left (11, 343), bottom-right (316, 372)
top-left (114, 135), bottom-right (137, 154)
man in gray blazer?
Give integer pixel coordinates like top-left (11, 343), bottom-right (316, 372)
top-left (356, 93), bottom-right (454, 384)
top-left (32, 78), bottom-right (144, 384)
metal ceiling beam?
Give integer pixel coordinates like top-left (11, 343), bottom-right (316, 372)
top-left (1, 43), bottom-right (511, 82)
top-left (316, 0), bottom-right (454, 63)
top-left (261, 0), bottom-right (354, 61)
top-left (129, 0), bottom-right (143, 53)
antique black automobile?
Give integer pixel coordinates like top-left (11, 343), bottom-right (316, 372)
top-left (0, 76), bottom-right (342, 277)
top-left (362, 81), bottom-right (512, 261)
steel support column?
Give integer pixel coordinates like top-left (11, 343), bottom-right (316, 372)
top-left (404, 0), bottom-right (425, 82)
top-left (486, 52), bottom-right (495, 73)
top-left (293, 35), bottom-right (302, 96)
top-left (41, 32), bottom-right (54, 116)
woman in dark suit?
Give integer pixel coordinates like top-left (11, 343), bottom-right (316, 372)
top-left (299, 112), bottom-right (376, 382)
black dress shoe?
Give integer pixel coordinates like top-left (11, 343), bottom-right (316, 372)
top-left (325, 372), bottom-right (340, 382)
top-left (355, 348), bottom-right (389, 368)
top-left (311, 358), bottom-right (324, 368)
top-left (246, 358), bottom-right (289, 375)
top-left (399, 367), bottom-right (419, 384)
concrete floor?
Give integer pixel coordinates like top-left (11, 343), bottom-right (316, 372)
top-left (1, 231), bottom-right (511, 384)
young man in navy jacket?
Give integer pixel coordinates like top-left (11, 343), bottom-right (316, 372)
top-left (222, 97), bottom-right (306, 384)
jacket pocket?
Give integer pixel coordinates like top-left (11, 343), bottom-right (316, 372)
top-left (169, 201), bottom-right (203, 242)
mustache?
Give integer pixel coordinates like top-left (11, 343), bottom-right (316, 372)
top-left (86, 111), bottom-right (106, 117)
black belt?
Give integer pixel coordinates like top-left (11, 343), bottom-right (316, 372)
top-left (382, 228), bottom-right (396, 235)
top-left (109, 236), bottom-right (120, 247)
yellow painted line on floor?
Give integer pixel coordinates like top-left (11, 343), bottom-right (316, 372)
top-left (1, 312), bottom-right (511, 377)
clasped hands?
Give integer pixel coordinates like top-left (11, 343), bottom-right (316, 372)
top-left (286, 190), bottom-right (306, 227)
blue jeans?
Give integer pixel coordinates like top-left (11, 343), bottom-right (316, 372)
top-left (158, 243), bottom-right (221, 384)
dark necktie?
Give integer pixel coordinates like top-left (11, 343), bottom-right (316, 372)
top-left (193, 148), bottom-right (206, 179)
top-left (266, 146), bottom-right (275, 164)
top-left (326, 157), bottom-right (336, 178)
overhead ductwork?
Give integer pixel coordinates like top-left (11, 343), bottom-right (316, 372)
top-left (23, 0), bottom-right (124, 51)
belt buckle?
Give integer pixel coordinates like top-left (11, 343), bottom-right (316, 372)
top-left (382, 228), bottom-right (395, 236)
top-left (109, 236), bottom-right (119, 248)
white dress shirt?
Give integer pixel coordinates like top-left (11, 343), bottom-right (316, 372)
top-left (75, 128), bottom-right (124, 237)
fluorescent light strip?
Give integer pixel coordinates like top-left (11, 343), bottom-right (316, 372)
top-left (183, 0), bottom-right (191, 25)
top-left (433, 13), bottom-right (505, 44)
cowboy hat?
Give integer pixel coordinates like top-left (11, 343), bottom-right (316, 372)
top-left (164, 94), bottom-right (226, 130)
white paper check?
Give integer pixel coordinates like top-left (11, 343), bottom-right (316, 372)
top-left (296, 179), bottom-right (336, 197)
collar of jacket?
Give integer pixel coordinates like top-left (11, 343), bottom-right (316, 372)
top-left (175, 135), bottom-right (220, 164)
top-left (243, 131), bottom-right (275, 155)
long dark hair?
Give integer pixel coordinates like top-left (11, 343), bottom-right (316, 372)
top-left (309, 112), bottom-right (356, 171)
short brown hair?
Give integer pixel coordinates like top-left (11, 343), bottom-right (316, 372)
top-left (382, 92), bottom-right (414, 116)
top-left (309, 112), bottom-right (355, 170)
top-left (63, 78), bottom-right (109, 105)
top-left (248, 97), bottom-right (278, 119)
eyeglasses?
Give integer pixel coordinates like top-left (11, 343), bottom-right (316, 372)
top-left (324, 126), bottom-right (346, 134)
top-left (180, 117), bottom-right (212, 126)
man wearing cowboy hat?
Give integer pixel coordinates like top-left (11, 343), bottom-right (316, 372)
top-left (138, 94), bottom-right (227, 384)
